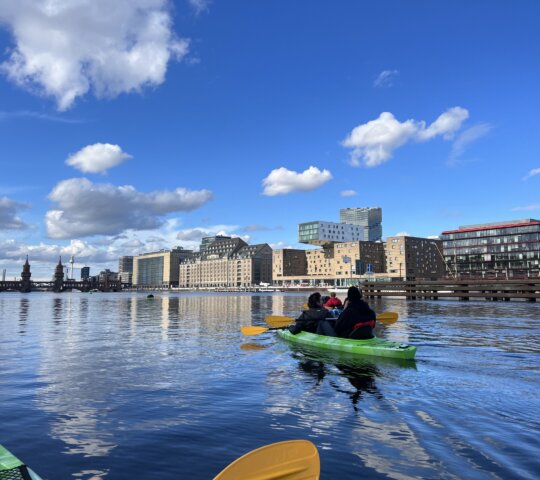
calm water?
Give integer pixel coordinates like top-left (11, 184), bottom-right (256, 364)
top-left (0, 292), bottom-right (539, 479)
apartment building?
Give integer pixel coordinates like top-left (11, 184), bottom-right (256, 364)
top-left (334, 241), bottom-right (386, 278)
top-left (272, 249), bottom-right (307, 280)
top-left (440, 219), bottom-right (540, 278)
top-left (133, 247), bottom-right (195, 287)
top-left (179, 238), bottom-right (272, 288)
top-left (385, 236), bottom-right (445, 280)
top-left (118, 256), bottom-right (133, 285)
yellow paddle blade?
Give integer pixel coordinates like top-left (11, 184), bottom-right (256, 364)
top-left (241, 326), bottom-right (270, 336)
top-left (213, 440), bottom-right (320, 480)
top-left (265, 315), bottom-right (295, 328)
top-left (377, 311), bottom-right (399, 325)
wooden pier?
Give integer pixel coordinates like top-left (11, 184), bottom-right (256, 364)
top-left (362, 279), bottom-right (540, 302)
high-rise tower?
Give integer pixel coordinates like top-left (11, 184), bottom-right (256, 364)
top-left (339, 207), bottom-right (383, 241)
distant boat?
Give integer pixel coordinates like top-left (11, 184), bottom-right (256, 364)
top-left (327, 287), bottom-right (350, 294)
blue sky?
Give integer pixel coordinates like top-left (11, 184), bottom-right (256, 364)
top-left (0, 0), bottom-right (539, 279)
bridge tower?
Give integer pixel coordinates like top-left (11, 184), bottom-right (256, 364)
top-left (20, 256), bottom-right (32, 293)
top-left (53, 257), bottom-right (64, 293)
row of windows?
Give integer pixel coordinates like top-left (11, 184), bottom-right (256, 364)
top-left (442, 224), bottom-right (540, 240)
top-left (442, 233), bottom-right (540, 248)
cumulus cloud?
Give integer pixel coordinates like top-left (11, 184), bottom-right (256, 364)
top-left (523, 168), bottom-right (540, 181)
top-left (395, 231), bottom-right (410, 237)
top-left (340, 190), bottom-right (357, 197)
top-left (66, 143), bottom-right (132, 173)
top-left (0, 238), bottom-right (115, 266)
top-left (0, 196), bottom-right (29, 229)
top-left (45, 178), bottom-right (213, 238)
top-left (448, 123), bottom-right (492, 165)
top-left (0, 0), bottom-right (189, 110)
top-left (374, 69), bottom-right (399, 88)
top-left (342, 107), bottom-right (469, 167)
top-left (262, 166), bottom-right (332, 196)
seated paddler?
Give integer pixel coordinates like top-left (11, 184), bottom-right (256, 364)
top-left (335, 286), bottom-right (376, 339)
top-left (289, 292), bottom-right (336, 336)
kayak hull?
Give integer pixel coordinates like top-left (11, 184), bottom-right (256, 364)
top-left (277, 330), bottom-right (416, 360)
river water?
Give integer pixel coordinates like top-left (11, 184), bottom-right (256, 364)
top-left (0, 292), bottom-right (538, 479)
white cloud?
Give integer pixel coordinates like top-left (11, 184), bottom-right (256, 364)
top-left (0, 0), bottom-right (189, 110)
top-left (512, 204), bottom-right (540, 212)
top-left (66, 143), bottom-right (132, 173)
top-left (395, 231), bottom-right (410, 237)
top-left (45, 178), bottom-right (213, 238)
top-left (270, 241), bottom-right (294, 249)
top-left (262, 166), bottom-right (332, 196)
top-left (342, 107), bottom-right (469, 167)
top-left (523, 168), bottom-right (540, 181)
top-left (448, 122), bottom-right (492, 165)
top-left (340, 190), bottom-right (357, 197)
top-left (188, 0), bottom-right (210, 15)
top-left (374, 69), bottom-right (399, 88)
top-left (0, 196), bottom-right (29, 229)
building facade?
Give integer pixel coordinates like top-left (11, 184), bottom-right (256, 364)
top-left (81, 266), bottom-right (90, 280)
top-left (178, 238), bottom-right (273, 288)
top-left (334, 241), bottom-right (386, 280)
top-left (272, 249), bottom-right (307, 280)
top-left (339, 207), bottom-right (383, 241)
top-left (118, 256), bottom-right (133, 285)
top-left (440, 219), bottom-right (540, 279)
top-left (133, 247), bottom-right (194, 287)
top-left (384, 236), bottom-right (445, 280)
top-left (298, 221), bottom-right (366, 246)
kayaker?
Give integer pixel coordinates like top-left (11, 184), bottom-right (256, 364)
top-left (289, 292), bottom-right (336, 336)
top-left (334, 286), bottom-right (376, 339)
top-left (324, 292), bottom-right (343, 309)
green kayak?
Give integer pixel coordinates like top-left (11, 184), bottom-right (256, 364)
top-left (0, 445), bottom-right (43, 480)
top-left (277, 330), bottom-right (416, 360)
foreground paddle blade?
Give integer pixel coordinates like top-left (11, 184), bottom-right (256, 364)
top-left (377, 312), bottom-right (399, 325)
top-left (213, 440), bottom-right (319, 480)
top-left (265, 315), bottom-right (295, 328)
top-left (241, 326), bottom-right (270, 336)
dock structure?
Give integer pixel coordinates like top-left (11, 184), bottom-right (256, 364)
top-left (362, 279), bottom-right (540, 302)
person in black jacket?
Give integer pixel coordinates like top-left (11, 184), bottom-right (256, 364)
top-left (334, 286), bottom-right (376, 339)
top-left (289, 292), bottom-right (336, 336)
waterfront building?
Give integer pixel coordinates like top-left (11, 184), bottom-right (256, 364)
top-left (334, 241), bottom-right (386, 282)
top-left (200, 235), bottom-right (231, 252)
top-left (440, 219), bottom-right (540, 279)
top-left (298, 221), bottom-right (366, 246)
top-left (272, 236), bottom-right (444, 286)
top-left (81, 266), bottom-right (90, 280)
top-left (273, 249), bottom-right (308, 280)
top-left (133, 247), bottom-right (195, 288)
top-left (118, 256), bottom-right (133, 285)
top-left (384, 236), bottom-right (445, 280)
top-left (340, 207), bottom-right (383, 241)
top-left (179, 238), bottom-right (272, 288)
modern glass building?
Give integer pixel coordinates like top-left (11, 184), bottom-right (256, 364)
top-left (339, 207), bottom-right (383, 241)
top-left (298, 221), bottom-right (366, 246)
top-left (440, 219), bottom-right (540, 279)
